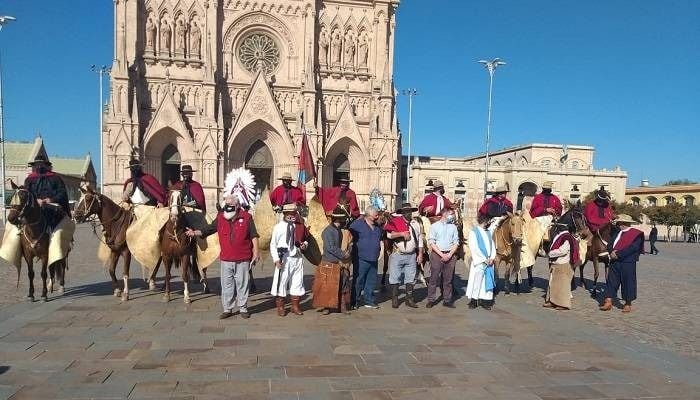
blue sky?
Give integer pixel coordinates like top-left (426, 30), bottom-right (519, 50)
top-left (1, 0), bottom-right (698, 186)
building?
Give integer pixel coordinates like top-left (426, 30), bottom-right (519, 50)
top-left (403, 143), bottom-right (627, 219)
top-left (625, 183), bottom-right (699, 208)
top-left (102, 0), bottom-right (402, 212)
top-left (2, 137), bottom-right (97, 206)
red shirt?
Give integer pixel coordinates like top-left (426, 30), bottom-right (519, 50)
top-left (207, 210), bottom-right (258, 262)
top-left (316, 186), bottom-right (360, 218)
top-left (584, 201), bottom-right (614, 232)
top-left (530, 193), bottom-right (562, 218)
top-left (418, 193), bottom-right (453, 217)
top-left (269, 185), bottom-right (306, 207)
top-left (479, 197), bottom-right (514, 218)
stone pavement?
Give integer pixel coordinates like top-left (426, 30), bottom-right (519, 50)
top-left (0, 226), bottom-right (698, 399)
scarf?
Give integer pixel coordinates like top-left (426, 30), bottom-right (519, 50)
top-left (435, 193), bottom-right (445, 215)
top-left (550, 231), bottom-right (580, 265)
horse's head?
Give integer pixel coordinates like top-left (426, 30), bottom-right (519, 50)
top-left (505, 211), bottom-right (526, 245)
top-left (167, 189), bottom-right (183, 223)
top-left (6, 180), bottom-right (38, 226)
top-left (74, 183), bottom-right (101, 223)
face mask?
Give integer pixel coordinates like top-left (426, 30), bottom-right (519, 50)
top-left (37, 167), bottom-right (48, 175)
top-left (543, 189), bottom-right (552, 195)
top-left (285, 215), bottom-right (297, 223)
top-left (402, 212), bottom-right (412, 220)
top-left (282, 181), bottom-right (292, 188)
top-left (130, 167), bottom-right (142, 176)
top-left (223, 205), bottom-right (237, 213)
top-left (446, 215), bottom-right (455, 224)
top-left (437, 188), bottom-right (445, 195)
top-left (183, 175), bottom-right (193, 182)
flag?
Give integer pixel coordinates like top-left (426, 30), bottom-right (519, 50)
top-left (297, 128), bottom-right (316, 200)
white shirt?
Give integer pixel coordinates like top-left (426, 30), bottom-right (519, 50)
top-left (548, 231), bottom-right (572, 265)
top-left (392, 218), bottom-right (424, 254)
top-left (270, 220), bottom-right (304, 262)
top-left (468, 226), bottom-right (496, 267)
top-left (435, 194), bottom-right (445, 215)
top-left (130, 187), bottom-right (149, 205)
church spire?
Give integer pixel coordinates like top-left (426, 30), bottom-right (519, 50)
top-left (380, 49), bottom-right (391, 96)
top-left (303, 41), bottom-right (315, 92)
top-left (217, 93), bottom-right (224, 129)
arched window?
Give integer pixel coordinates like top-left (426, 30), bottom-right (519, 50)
top-left (161, 144), bottom-right (180, 187)
top-left (684, 196), bottom-right (695, 207)
top-left (647, 196), bottom-right (657, 206)
top-left (630, 197), bottom-right (641, 206)
top-left (664, 196), bottom-right (675, 205)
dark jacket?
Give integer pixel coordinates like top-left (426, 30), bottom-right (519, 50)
top-left (322, 224), bottom-right (348, 263)
top-left (24, 172), bottom-right (70, 214)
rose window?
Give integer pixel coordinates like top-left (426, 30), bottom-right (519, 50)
top-left (238, 33), bottom-right (280, 74)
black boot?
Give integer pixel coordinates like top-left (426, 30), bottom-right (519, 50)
top-left (405, 284), bottom-right (418, 308)
top-left (390, 284), bottom-right (399, 308)
top-left (481, 299), bottom-right (493, 310)
top-left (468, 299), bottom-right (478, 309)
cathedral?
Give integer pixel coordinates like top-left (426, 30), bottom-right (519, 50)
top-left (102, 0), bottom-right (401, 212)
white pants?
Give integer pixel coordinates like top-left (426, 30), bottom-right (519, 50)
top-left (270, 256), bottom-right (305, 297)
top-left (466, 263), bottom-right (494, 301)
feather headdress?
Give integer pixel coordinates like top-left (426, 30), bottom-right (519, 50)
top-left (369, 188), bottom-right (386, 211)
top-left (223, 167), bottom-right (257, 207)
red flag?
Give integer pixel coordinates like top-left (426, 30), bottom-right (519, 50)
top-left (297, 129), bottom-right (316, 200)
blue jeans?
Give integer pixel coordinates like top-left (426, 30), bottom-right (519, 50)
top-left (353, 259), bottom-right (378, 305)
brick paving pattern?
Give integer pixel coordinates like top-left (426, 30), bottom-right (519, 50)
top-left (0, 226), bottom-right (697, 399)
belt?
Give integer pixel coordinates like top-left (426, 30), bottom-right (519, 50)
top-left (392, 248), bottom-right (416, 255)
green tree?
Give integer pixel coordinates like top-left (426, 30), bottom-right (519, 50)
top-left (663, 179), bottom-right (698, 186)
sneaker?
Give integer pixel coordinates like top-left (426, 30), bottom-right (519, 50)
top-left (363, 303), bottom-right (380, 309)
top-left (426, 301), bottom-right (434, 309)
top-left (219, 311), bottom-right (233, 320)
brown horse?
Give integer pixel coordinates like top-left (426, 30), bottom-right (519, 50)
top-left (160, 189), bottom-right (198, 303)
top-left (7, 181), bottom-right (55, 301)
top-left (493, 212), bottom-right (525, 295)
top-left (74, 185), bottom-right (134, 301)
top-left (578, 221), bottom-right (612, 293)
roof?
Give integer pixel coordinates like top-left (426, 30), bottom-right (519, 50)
top-left (406, 143), bottom-right (596, 162)
top-left (626, 184), bottom-right (700, 195)
top-left (4, 138), bottom-right (44, 166)
top-left (51, 155), bottom-right (92, 178)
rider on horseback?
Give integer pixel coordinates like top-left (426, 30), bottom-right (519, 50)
top-left (24, 154), bottom-right (70, 229)
top-left (270, 173), bottom-right (306, 211)
top-left (478, 185), bottom-right (514, 231)
top-left (418, 180), bottom-right (453, 223)
top-left (122, 158), bottom-right (166, 207)
top-left (315, 177), bottom-right (360, 219)
top-left (584, 188), bottom-right (615, 234)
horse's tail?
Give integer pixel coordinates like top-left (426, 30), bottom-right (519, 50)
top-left (15, 263), bottom-right (21, 289)
top-left (189, 259), bottom-right (201, 282)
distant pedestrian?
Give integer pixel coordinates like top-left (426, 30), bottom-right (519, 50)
top-left (426, 207), bottom-right (459, 308)
top-left (600, 214), bottom-right (644, 313)
top-left (350, 206), bottom-right (383, 309)
top-left (649, 224), bottom-right (659, 255)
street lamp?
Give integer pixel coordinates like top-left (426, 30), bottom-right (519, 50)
top-left (401, 88), bottom-right (417, 203)
top-left (0, 15), bottom-right (16, 223)
top-left (478, 58), bottom-right (505, 198)
top-left (91, 65), bottom-right (110, 193)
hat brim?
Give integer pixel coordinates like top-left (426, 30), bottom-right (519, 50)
top-left (278, 177), bottom-right (294, 181)
top-left (396, 207), bottom-right (418, 213)
top-left (329, 213), bottom-right (348, 218)
top-left (181, 169), bottom-right (197, 173)
top-left (125, 164), bottom-right (142, 169)
top-left (28, 161), bottom-right (52, 166)
top-left (338, 179), bottom-right (353, 183)
top-left (614, 218), bottom-right (637, 225)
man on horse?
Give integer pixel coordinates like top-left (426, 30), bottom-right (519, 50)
top-left (315, 177), bottom-right (361, 219)
top-left (418, 180), bottom-right (453, 223)
top-left (122, 158), bottom-right (167, 207)
top-left (478, 186), bottom-right (514, 231)
top-left (24, 154), bottom-right (70, 228)
top-left (171, 165), bottom-right (206, 212)
top-left (584, 188), bottom-right (615, 234)
top-left (530, 182), bottom-right (563, 248)
top-left (270, 173), bottom-right (306, 211)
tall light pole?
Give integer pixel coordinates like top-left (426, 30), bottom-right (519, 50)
top-left (478, 58), bottom-right (505, 199)
top-left (0, 16), bottom-right (16, 223)
top-left (402, 88), bottom-right (417, 203)
top-left (91, 65), bottom-right (110, 193)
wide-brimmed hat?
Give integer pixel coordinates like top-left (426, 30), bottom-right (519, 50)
top-left (278, 173), bottom-right (294, 181)
top-left (180, 165), bottom-right (196, 173)
top-left (433, 180), bottom-right (445, 188)
top-left (395, 202), bottom-right (418, 213)
top-left (125, 158), bottom-right (142, 169)
top-left (338, 177), bottom-right (353, 183)
top-left (613, 214), bottom-right (637, 225)
top-left (28, 154), bottom-right (52, 167)
top-left (329, 206), bottom-right (349, 218)
top-left (541, 182), bottom-right (554, 190)
top-left (491, 185), bottom-right (508, 194)
top-left (282, 203), bottom-right (298, 213)
top-left (597, 189), bottom-right (611, 200)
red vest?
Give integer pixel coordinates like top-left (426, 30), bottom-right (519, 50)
top-left (215, 210), bottom-right (254, 262)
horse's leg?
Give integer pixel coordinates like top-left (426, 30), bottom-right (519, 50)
top-left (182, 255), bottom-right (191, 304)
top-left (56, 260), bottom-right (65, 295)
top-left (121, 248), bottom-right (131, 302)
top-left (149, 257), bottom-right (162, 291)
top-left (162, 257), bottom-right (172, 302)
top-left (40, 260), bottom-right (49, 302)
top-left (580, 260), bottom-right (589, 290)
top-left (200, 265), bottom-right (209, 294)
top-left (26, 257), bottom-right (35, 302)
top-left (527, 266), bottom-right (534, 287)
top-left (592, 258), bottom-right (600, 294)
top-left (108, 251), bottom-right (120, 297)
top-left (47, 263), bottom-right (55, 294)
top-left (249, 267), bottom-right (257, 294)
top-left (503, 262), bottom-right (511, 295)
top-left (514, 267), bottom-right (521, 295)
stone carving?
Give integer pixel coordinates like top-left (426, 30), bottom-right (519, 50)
top-left (344, 31), bottom-right (355, 69)
top-left (223, 12), bottom-right (296, 57)
top-left (190, 21), bottom-right (202, 57)
top-left (146, 17), bottom-right (156, 50)
top-left (358, 32), bottom-right (369, 69)
top-left (238, 33), bottom-right (280, 74)
top-left (319, 29), bottom-right (329, 67)
top-left (330, 29), bottom-right (341, 67)
top-left (176, 19), bottom-right (187, 53)
top-left (161, 21), bottom-right (172, 55)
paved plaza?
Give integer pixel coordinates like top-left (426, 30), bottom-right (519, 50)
top-left (0, 225), bottom-right (698, 399)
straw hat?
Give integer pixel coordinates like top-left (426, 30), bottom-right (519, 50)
top-left (541, 182), bottom-right (554, 190)
top-left (613, 214), bottom-right (637, 225)
top-left (433, 180), bottom-right (445, 188)
top-left (282, 203), bottom-right (298, 213)
top-left (491, 185), bottom-right (508, 194)
top-left (278, 173), bottom-right (294, 181)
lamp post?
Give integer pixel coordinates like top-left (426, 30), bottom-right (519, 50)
top-left (478, 58), bottom-right (505, 199)
top-left (91, 65), bottom-right (110, 193)
top-left (0, 15), bottom-right (16, 223)
top-left (402, 88), bottom-right (417, 203)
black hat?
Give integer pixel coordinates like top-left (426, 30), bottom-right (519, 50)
top-left (28, 154), bottom-right (52, 167)
top-left (180, 165), bottom-right (196, 173)
top-left (125, 158), bottom-right (142, 169)
top-left (338, 177), bottom-right (353, 183)
top-left (328, 206), bottom-right (349, 218)
top-left (395, 202), bottom-right (418, 213)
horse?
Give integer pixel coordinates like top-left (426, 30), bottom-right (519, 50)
top-left (493, 212), bottom-right (526, 295)
top-left (74, 184), bottom-right (134, 301)
top-left (6, 181), bottom-right (56, 302)
top-left (159, 189), bottom-right (199, 303)
top-left (578, 221), bottom-right (612, 293)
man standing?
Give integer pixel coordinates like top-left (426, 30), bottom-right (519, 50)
top-left (270, 204), bottom-right (309, 316)
top-left (316, 177), bottom-right (361, 219)
top-left (384, 203), bottom-right (423, 308)
top-left (270, 173), bottom-right (306, 210)
top-left (186, 195), bottom-right (260, 319)
top-left (350, 206), bottom-right (383, 309)
top-left (24, 154), bottom-right (70, 227)
top-left (649, 224), bottom-right (659, 255)
top-left (312, 206), bottom-right (352, 315)
top-left (122, 158), bottom-right (166, 207)
top-left (419, 180), bottom-right (453, 223)
top-left (600, 214), bottom-right (644, 313)
top-left (426, 208), bottom-right (460, 308)
top-left (584, 188), bottom-right (614, 233)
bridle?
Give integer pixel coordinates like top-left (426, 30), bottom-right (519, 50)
top-left (9, 188), bottom-right (47, 249)
top-left (75, 192), bottom-right (102, 223)
top-left (165, 190), bottom-right (192, 246)
top-left (9, 188), bottom-right (35, 222)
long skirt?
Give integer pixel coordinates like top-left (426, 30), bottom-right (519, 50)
top-left (546, 263), bottom-right (574, 309)
top-left (466, 262), bottom-right (493, 301)
top-left (312, 261), bottom-right (351, 310)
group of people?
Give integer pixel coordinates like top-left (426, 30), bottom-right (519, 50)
top-left (8, 155), bottom-right (643, 318)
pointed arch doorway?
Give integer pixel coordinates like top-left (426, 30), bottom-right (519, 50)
top-left (245, 140), bottom-right (273, 196)
top-left (161, 144), bottom-right (181, 187)
top-left (332, 153), bottom-right (350, 186)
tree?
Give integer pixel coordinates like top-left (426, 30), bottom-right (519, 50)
top-left (663, 179), bottom-right (697, 186)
